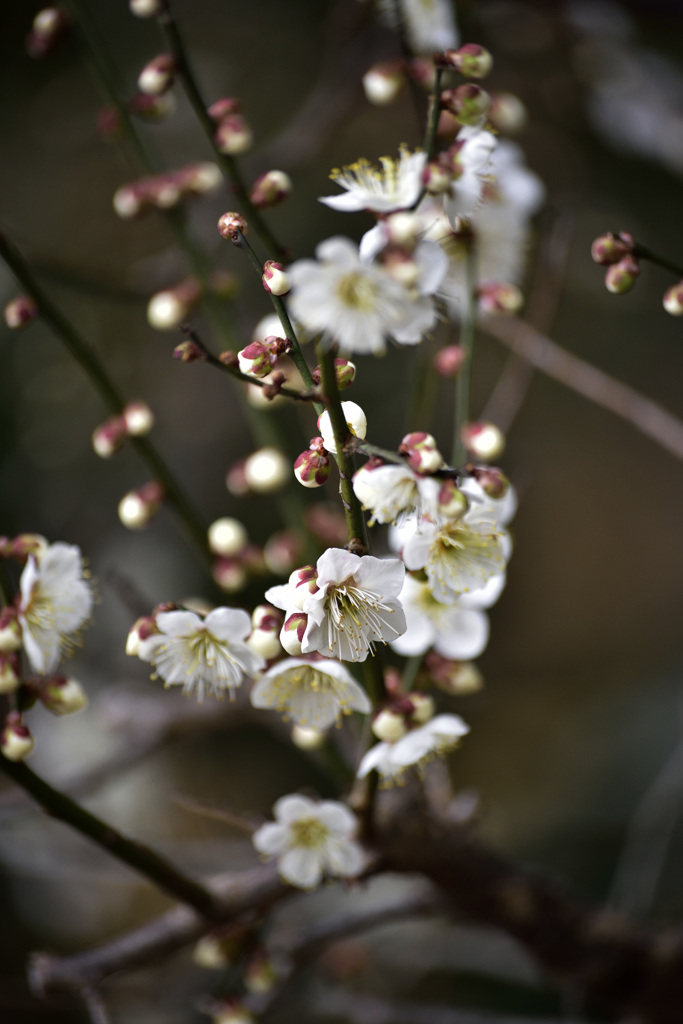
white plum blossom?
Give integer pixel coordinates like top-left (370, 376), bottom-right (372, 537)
top-left (443, 126), bottom-right (498, 222)
top-left (18, 542), bottom-right (93, 674)
top-left (266, 548), bottom-right (406, 663)
top-left (250, 657), bottom-right (371, 729)
top-left (358, 714), bottom-right (469, 783)
top-left (137, 608), bottom-right (265, 701)
top-left (319, 148), bottom-right (425, 214)
top-left (287, 237), bottom-right (439, 356)
top-left (377, 0), bottom-right (459, 55)
top-left (352, 461), bottom-right (438, 525)
top-left (252, 793), bottom-right (364, 889)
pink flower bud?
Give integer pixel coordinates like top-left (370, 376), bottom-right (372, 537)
top-left (9, 534), bottom-right (48, 562)
top-left (471, 466), bottom-right (510, 499)
top-left (441, 44), bottom-right (493, 79)
top-left (147, 278), bottom-right (201, 330)
top-left (436, 479), bottom-right (468, 519)
top-left (288, 565), bottom-right (320, 609)
top-left (118, 481), bottom-right (164, 529)
top-left (238, 341), bottom-right (276, 378)
top-left (312, 358), bottom-right (356, 390)
top-left (26, 7), bottom-right (70, 59)
top-left (122, 399), bottom-right (155, 436)
top-left (488, 91), bottom-right (527, 134)
top-left (92, 416), bottom-right (127, 459)
top-left (399, 432), bottom-right (444, 474)
top-left (146, 174), bottom-right (183, 210)
top-left (591, 232), bottom-right (632, 266)
top-left (422, 159), bottom-right (453, 195)
top-left (423, 652), bottom-right (484, 694)
top-left (96, 106), bottom-right (121, 141)
top-left (0, 655), bottom-right (20, 695)
top-left (436, 108), bottom-right (462, 141)
top-left (252, 604), bottom-right (282, 631)
top-left (434, 345), bottom-right (467, 377)
top-left (39, 675), bottom-right (88, 715)
top-left (362, 61), bottom-right (404, 105)
top-left (177, 161), bottom-right (222, 196)
top-left (113, 183), bottom-right (147, 220)
top-left (214, 114), bottom-right (253, 155)
top-left (249, 170), bottom-right (292, 209)
top-left (408, 57), bottom-right (437, 91)
top-left (218, 211), bottom-right (249, 241)
top-left (128, 92), bottom-right (175, 122)
top-left (173, 340), bottom-right (206, 363)
top-left (1, 713), bottom-right (34, 762)
top-left (138, 54), bottom-right (176, 96)
top-left (478, 281), bottom-right (523, 315)
top-left (663, 281), bottom-right (683, 316)
top-left (441, 83), bottom-right (491, 125)
top-left (0, 609), bottom-right (22, 653)
top-left (207, 97), bottom-right (242, 122)
top-left (280, 612), bottom-right (308, 656)
top-left (4, 295), bottom-right (38, 329)
top-left (263, 530), bottom-right (300, 575)
top-left (208, 517), bottom-right (248, 557)
top-left (212, 558), bottom-right (247, 593)
top-left (226, 459), bottom-right (249, 497)
top-left (294, 444), bottom-right (330, 488)
top-left (262, 261), bottom-right (290, 296)
top-left (604, 255), bottom-right (640, 295)
top-left (460, 421), bottom-right (505, 462)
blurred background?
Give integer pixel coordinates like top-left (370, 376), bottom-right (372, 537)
top-left (3, 0), bottom-right (683, 1020)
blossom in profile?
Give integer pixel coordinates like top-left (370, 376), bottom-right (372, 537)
top-left (252, 793), bottom-right (364, 889)
top-left (358, 713), bottom-right (469, 783)
top-left (250, 656), bottom-right (370, 729)
top-left (286, 237), bottom-right (439, 355)
top-left (137, 608), bottom-right (265, 701)
top-left (266, 548), bottom-right (406, 663)
top-left (18, 542), bottom-right (93, 674)
top-left (319, 148), bottom-right (425, 214)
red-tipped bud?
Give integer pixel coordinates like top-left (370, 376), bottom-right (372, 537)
top-left (440, 44), bottom-right (493, 79)
top-left (126, 615), bottom-right (158, 656)
top-left (113, 182), bottom-right (147, 220)
top-left (294, 442), bottom-right (331, 488)
top-left (0, 609), bottom-right (22, 653)
top-left (422, 652), bottom-right (484, 694)
top-left (147, 278), bottom-right (201, 330)
top-left (4, 295), bottom-right (38, 329)
top-left (1, 713), bottom-right (34, 762)
top-left (488, 91), bottom-right (528, 134)
top-left (39, 675), bottom-right (88, 715)
top-left (208, 517), bottom-right (248, 557)
top-left (118, 481), bottom-right (164, 529)
top-left (0, 655), bottom-right (20, 695)
top-left (176, 161), bottom-right (222, 196)
top-left (461, 421), bottom-right (505, 462)
top-left (441, 83), bottom-right (491, 125)
top-left (399, 432), bottom-right (444, 474)
top-left (362, 61), bottom-right (404, 105)
top-left (312, 358), bottom-right (356, 390)
top-left (261, 261), bottom-right (289, 296)
top-left (238, 341), bottom-right (276, 378)
top-left (591, 232), bottom-right (632, 266)
top-left (9, 534), bottom-right (48, 562)
top-left (434, 344), bottom-right (467, 377)
top-left (128, 92), bottom-right (175, 122)
top-left (218, 211), bottom-right (249, 241)
top-left (92, 416), bottom-right (127, 459)
top-left (26, 7), bottom-right (70, 59)
top-left (138, 54), bottom-right (176, 96)
top-left (288, 565), bottom-right (319, 609)
top-left (422, 159), bottom-right (453, 195)
top-left (280, 612), bottom-right (308, 656)
top-left (212, 557), bottom-right (247, 593)
top-left (408, 57), bottom-right (437, 91)
top-left (249, 170), bottom-right (292, 209)
top-left (436, 479), bottom-right (468, 519)
top-left (663, 281), bottom-right (683, 316)
top-left (173, 340), bottom-right (206, 362)
top-left (478, 281), bottom-right (523, 315)
top-left (207, 97), bottom-right (242, 122)
top-left (604, 254), bottom-right (640, 295)
top-left (214, 114), bottom-right (253, 155)
top-left (471, 466), bottom-right (510, 499)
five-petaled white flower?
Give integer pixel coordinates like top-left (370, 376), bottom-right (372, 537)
top-left (250, 657), bottom-right (371, 729)
top-left (319, 148), bottom-right (426, 214)
top-left (18, 542), bottom-right (93, 674)
top-left (287, 237), bottom-right (439, 356)
top-left (267, 548), bottom-right (406, 663)
top-left (358, 714), bottom-right (469, 783)
top-left (252, 793), bottom-right (364, 890)
top-left (137, 608), bottom-right (265, 702)
top-left (352, 461), bottom-right (439, 525)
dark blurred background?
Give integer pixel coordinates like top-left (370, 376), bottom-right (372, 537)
top-left (3, 0), bottom-right (683, 1020)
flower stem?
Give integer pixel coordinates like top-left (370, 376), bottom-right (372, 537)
top-left (156, 1), bottom-right (287, 262)
top-left (0, 233), bottom-right (210, 564)
top-left (410, 64), bottom-right (444, 212)
top-left (632, 242), bottom-right (683, 279)
top-left (401, 654), bottom-right (423, 692)
top-left (0, 758), bottom-right (225, 920)
top-left (452, 239), bottom-right (477, 466)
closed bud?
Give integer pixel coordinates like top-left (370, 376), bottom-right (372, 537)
top-left (10, 534), bottom-right (48, 561)
top-left (381, 249), bottom-right (420, 288)
top-left (249, 169), bottom-right (292, 209)
top-left (291, 724), bottom-right (325, 750)
top-left (130, 0), bottom-right (162, 16)
top-left (362, 61), bottom-right (404, 105)
top-left (122, 399), bottom-right (154, 436)
top-left (0, 655), bottom-right (20, 695)
top-left (247, 627), bottom-right (282, 660)
top-left (252, 604), bottom-right (282, 631)
top-left (138, 54), bottom-right (176, 96)
top-left (294, 445), bottom-right (330, 488)
top-left (408, 57), bottom-right (437, 91)
top-left (40, 676), bottom-right (88, 715)
top-left (280, 612), bottom-right (308, 656)
top-left (1, 714), bottom-right (34, 762)
top-left (317, 402), bottom-right (367, 455)
top-left (0, 609), bottom-right (22, 653)
top-left (434, 344), bottom-right (466, 377)
top-left (663, 281), bottom-right (683, 316)
top-left (407, 692), bottom-right (435, 725)
top-left (193, 934), bottom-right (232, 970)
top-left (422, 159), bottom-right (453, 195)
top-left (244, 447), bottom-right (289, 493)
top-left (214, 114), bottom-right (253, 154)
top-left (471, 466), bottom-right (510, 499)
top-left (26, 7), bottom-right (70, 59)
top-left (461, 421), bottom-right (505, 462)
top-left (262, 261), bottom-right (290, 296)
top-left (372, 707), bottom-right (407, 742)
top-left (212, 557), bottom-right (247, 593)
top-left (384, 212), bottom-right (422, 248)
top-left (146, 174), bottom-right (183, 210)
top-left (436, 108), bottom-right (462, 141)
top-left (437, 479), bottom-right (468, 519)
top-left (441, 83), bottom-right (491, 125)
top-left (175, 161), bottom-right (222, 197)
top-left (604, 255), bottom-right (639, 295)
top-left (591, 232), bottom-right (631, 266)
top-left (226, 459), bottom-right (249, 496)
top-left (147, 279), bottom-right (201, 330)
top-left (288, 565), bottom-right (319, 609)
top-left (128, 91), bottom-right (176, 122)
top-left (441, 44), bottom-right (493, 79)
top-left (92, 416), bottom-right (127, 459)
top-left (208, 517), bottom-right (248, 557)
top-left (4, 295), bottom-right (38, 329)
top-left (399, 432), bottom-right (444, 474)
top-left (424, 653), bottom-right (484, 694)
top-left (488, 91), bottom-right (527, 134)
top-left (113, 183), bottom-right (146, 220)
top-left (478, 281), bottom-right (523, 315)
top-left (312, 358), bottom-right (356, 390)
top-left (238, 341), bottom-right (276, 378)
top-left (118, 482), bottom-right (164, 529)
top-left (173, 340), bottom-right (205, 363)
top-left (208, 97), bottom-right (242, 121)
top-left (218, 211), bottom-right (249, 241)
top-left (126, 614), bottom-right (158, 656)
top-left (263, 530), bottom-right (300, 575)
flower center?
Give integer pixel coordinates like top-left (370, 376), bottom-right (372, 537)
top-left (336, 272), bottom-right (378, 311)
top-left (290, 817), bottom-right (330, 849)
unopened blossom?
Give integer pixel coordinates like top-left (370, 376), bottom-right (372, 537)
top-left (358, 713), bottom-right (469, 783)
top-left (318, 402), bottom-right (367, 455)
top-left (362, 62), bottom-right (404, 106)
top-left (319, 148), bottom-right (425, 214)
top-left (18, 542), bottom-right (93, 674)
top-left (267, 548), bottom-right (406, 663)
top-left (1, 714), bottom-right (34, 762)
top-left (208, 517), bottom-right (248, 557)
top-left (250, 656), bottom-right (371, 729)
top-left (287, 237), bottom-right (439, 355)
top-left (253, 793), bottom-right (364, 889)
top-left (137, 607), bottom-right (265, 702)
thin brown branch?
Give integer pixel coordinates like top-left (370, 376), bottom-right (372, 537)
top-left (310, 988), bottom-right (567, 1024)
top-left (483, 316), bottom-right (683, 463)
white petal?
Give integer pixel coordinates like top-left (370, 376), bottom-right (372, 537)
top-left (252, 822), bottom-right (287, 856)
top-left (315, 801), bottom-right (358, 836)
top-left (273, 794), bottom-right (317, 824)
top-left (279, 847), bottom-right (324, 889)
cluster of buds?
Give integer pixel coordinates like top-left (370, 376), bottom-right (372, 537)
top-left (113, 162), bottom-right (222, 219)
top-left (247, 605), bottom-right (283, 660)
top-left (26, 7), bottom-right (70, 59)
top-left (371, 692), bottom-right (436, 742)
top-left (294, 437), bottom-right (331, 489)
top-left (1, 712), bottom-right (34, 762)
top-left (118, 481), bottom-right (164, 530)
top-left (434, 344), bottom-right (467, 378)
top-left (226, 447), bottom-right (290, 497)
top-left (147, 278), bottom-right (202, 330)
top-left (208, 98), bottom-right (253, 155)
top-left (4, 295), bottom-right (38, 330)
top-left (138, 53), bottom-right (176, 96)
top-left (460, 421), bottom-right (506, 462)
top-left (440, 83), bottom-right (491, 127)
top-left (262, 260), bottom-right (290, 296)
top-left (438, 44), bottom-right (494, 79)
top-left (249, 170), bottom-right (292, 209)
top-left (591, 231), bottom-right (640, 295)
top-left (477, 281), bottom-right (523, 315)
top-left (237, 335), bottom-right (290, 378)
top-left (312, 357), bottom-right (356, 391)
top-left (420, 653), bottom-right (484, 694)
top-left (92, 400), bottom-right (155, 459)
top-left (362, 59), bottom-right (405, 105)
top-left (399, 432), bottom-right (445, 474)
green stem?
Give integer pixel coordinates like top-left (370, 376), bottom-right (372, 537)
top-left (0, 233), bottom-right (209, 563)
top-left (0, 758), bottom-right (225, 920)
top-left (452, 240), bottom-right (477, 466)
top-left (633, 243), bottom-right (683, 279)
top-left (157, 1), bottom-right (287, 261)
top-left (410, 64), bottom-right (444, 212)
top-left (354, 441), bottom-right (406, 466)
